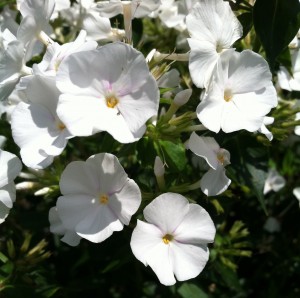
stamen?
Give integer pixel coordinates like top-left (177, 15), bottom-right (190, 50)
top-left (99, 194), bottom-right (109, 205)
top-left (57, 122), bottom-right (66, 131)
top-left (162, 234), bottom-right (174, 244)
top-left (224, 89), bottom-right (233, 102)
top-left (106, 94), bottom-right (119, 108)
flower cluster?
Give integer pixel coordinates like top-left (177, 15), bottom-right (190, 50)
top-left (0, 0), bottom-right (291, 289)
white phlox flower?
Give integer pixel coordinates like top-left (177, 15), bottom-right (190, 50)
top-left (188, 132), bottom-right (231, 196)
top-left (130, 192), bottom-right (216, 286)
top-left (34, 30), bottom-right (98, 77)
top-left (0, 149), bottom-right (22, 224)
top-left (61, 0), bottom-right (124, 42)
top-left (56, 42), bottom-right (159, 143)
top-left (49, 207), bottom-right (82, 246)
top-left (17, 0), bottom-right (55, 60)
top-left (0, 6), bottom-right (19, 36)
top-left (50, 0), bottom-right (71, 20)
top-left (186, 0), bottom-right (243, 88)
top-left (11, 75), bottom-right (73, 169)
top-left (97, 0), bottom-right (161, 19)
top-left (54, 153), bottom-right (141, 243)
top-left (263, 169), bottom-right (286, 195)
top-left (277, 39), bottom-right (300, 91)
top-left (197, 50), bottom-right (278, 133)
top-left (0, 29), bottom-right (31, 102)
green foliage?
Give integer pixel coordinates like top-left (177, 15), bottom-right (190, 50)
top-left (253, 0), bottom-right (300, 70)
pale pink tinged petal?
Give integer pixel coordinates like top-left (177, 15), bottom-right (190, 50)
top-left (86, 153), bottom-right (128, 194)
top-left (109, 179), bottom-right (141, 225)
top-left (277, 67), bottom-right (292, 91)
top-left (200, 166), bottom-right (231, 196)
top-left (143, 193), bottom-right (189, 234)
top-left (188, 38), bottom-right (219, 88)
top-left (49, 207), bottom-right (66, 235)
top-left (196, 100), bottom-right (223, 133)
top-left (171, 241), bottom-right (210, 281)
top-left (188, 132), bottom-right (219, 170)
top-left (228, 50), bottom-right (272, 93)
top-left (57, 194), bottom-right (96, 230)
top-left (0, 183), bottom-right (15, 208)
top-left (0, 201), bottom-right (10, 224)
top-left (174, 204), bottom-right (216, 244)
top-left (75, 205), bottom-right (123, 243)
top-left (0, 150), bottom-right (22, 188)
top-left (59, 161), bottom-right (101, 195)
top-left (130, 220), bottom-right (163, 265)
top-left (61, 230), bottom-right (82, 246)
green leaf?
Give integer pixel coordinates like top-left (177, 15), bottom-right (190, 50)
top-left (156, 140), bottom-right (187, 172)
top-left (178, 283), bottom-right (208, 298)
top-left (253, 0), bottom-right (300, 70)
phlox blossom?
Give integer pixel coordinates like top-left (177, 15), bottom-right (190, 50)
top-left (186, 0), bottom-right (242, 88)
top-left (263, 169), bottom-right (286, 195)
top-left (0, 149), bottom-right (22, 224)
top-left (11, 75), bottom-right (73, 169)
top-left (56, 42), bottom-right (159, 143)
top-left (53, 153), bottom-right (141, 243)
top-left (130, 192), bottom-right (216, 286)
top-left (197, 50), bottom-right (277, 133)
top-left (188, 132), bottom-right (231, 196)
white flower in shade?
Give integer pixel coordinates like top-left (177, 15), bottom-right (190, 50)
top-left (56, 42), bottom-right (159, 143)
top-left (293, 187), bottom-right (300, 207)
top-left (0, 149), bottom-right (22, 224)
top-left (11, 75), bottom-right (73, 169)
top-left (186, 0), bottom-right (243, 88)
top-left (34, 30), bottom-right (98, 77)
top-left (188, 132), bottom-right (231, 196)
top-left (55, 153), bottom-right (141, 243)
top-left (49, 207), bottom-right (82, 246)
top-left (130, 192), bottom-right (216, 286)
top-left (295, 112), bottom-right (300, 136)
top-left (277, 40), bottom-right (300, 91)
top-left (0, 29), bottom-right (31, 102)
top-left (197, 50), bottom-right (277, 133)
top-left (97, 0), bottom-right (161, 18)
top-left (263, 169), bottom-right (286, 195)
top-left (17, 0), bottom-right (55, 60)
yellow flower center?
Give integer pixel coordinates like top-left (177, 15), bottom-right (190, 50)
top-left (162, 234), bottom-right (174, 245)
top-left (217, 152), bottom-right (225, 165)
top-left (57, 122), bottom-right (66, 131)
top-left (224, 89), bottom-right (233, 102)
top-left (99, 194), bottom-right (109, 205)
top-left (106, 94), bottom-right (119, 108)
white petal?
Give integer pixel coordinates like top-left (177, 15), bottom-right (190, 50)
top-left (200, 166), bottom-right (231, 196)
top-left (75, 205), bottom-right (123, 243)
top-left (109, 178), bottom-right (141, 225)
top-left (143, 193), bottom-right (189, 234)
top-left (49, 206), bottom-right (66, 235)
top-left (170, 241), bottom-right (210, 282)
top-left (0, 149), bottom-right (22, 188)
top-left (0, 183), bottom-right (16, 208)
top-left (188, 132), bottom-right (219, 170)
top-left (61, 230), bottom-right (82, 246)
top-left (59, 161), bottom-right (102, 196)
top-left (174, 204), bottom-right (216, 244)
top-left (56, 194), bottom-right (96, 230)
top-left (130, 220), bottom-right (176, 286)
top-left (0, 201), bottom-right (10, 224)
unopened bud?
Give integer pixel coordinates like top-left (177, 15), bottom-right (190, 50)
top-left (174, 89), bottom-right (192, 107)
top-left (154, 156), bottom-right (165, 177)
